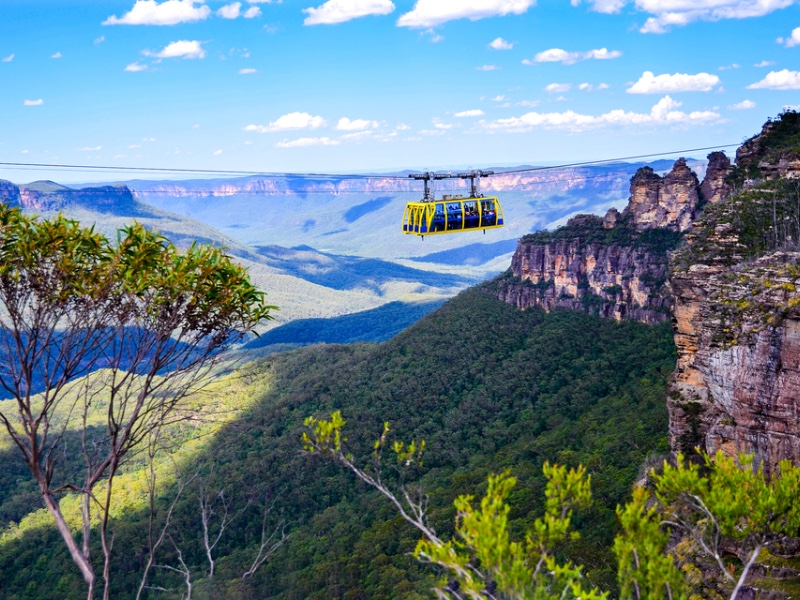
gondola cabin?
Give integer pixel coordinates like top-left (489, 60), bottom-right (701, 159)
top-left (402, 196), bottom-right (504, 236)
top-left (402, 170), bottom-right (504, 238)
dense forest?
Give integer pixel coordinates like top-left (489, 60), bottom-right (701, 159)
top-left (0, 286), bottom-right (675, 599)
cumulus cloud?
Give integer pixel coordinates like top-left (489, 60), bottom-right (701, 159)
top-left (747, 69), bottom-right (800, 90)
top-left (454, 109), bottom-right (485, 117)
top-left (276, 137), bottom-right (340, 148)
top-left (636, 0), bottom-right (796, 34)
top-left (627, 71), bottom-right (720, 93)
top-left (239, 67), bottom-right (257, 74)
top-left (144, 40), bottom-right (205, 59)
top-left (125, 62), bottom-right (149, 71)
top-left (718, 63), bottom-right (740, 70)
top-left (755, 60), bottom-right (776, 67)
top-left (397, 0), bottom-right (535, 28)
top-left (303, 0), bottom-right (395, 25)
top-left (527, 47), bottom-right (621, 65)
top-left (217, 2), bottom-right (242, 18)
top-left (728, 99), bottom-right (756, 110)
top-left (572, 0), bottom-right (626, 13)
top-left (489, 37), bottom-right (514, 49)
top-left (476, 64), bottom-right (501, 70)
top-left (336, 117), bottom-right (379, 130)
top-left (777, 26), bottom-right (800, 47)
top-left (545, 83), bottom-right (571, 93)
top-left (104, 0), bottom-right (211, 25)
top-left (2, 54), bottom-right (14, 63)
top-left (491, 95), bottom-right (506, 101)
top-left (481, 95), bottom-right (720, 132)
top-left (244, 112), bottom-right (327, 133)
top-left (244, 6), bottom-right (261, 17)
top-left (24, 99), bottom-right (44, 106)
top-left (51, 52), bottom-right (62, 59)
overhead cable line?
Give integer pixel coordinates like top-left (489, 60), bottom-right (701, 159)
top-left (0, 142), bottom-right (741, 181)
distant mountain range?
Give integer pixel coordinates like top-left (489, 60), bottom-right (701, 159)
top-left (0, 158), bottom-right (706, 340)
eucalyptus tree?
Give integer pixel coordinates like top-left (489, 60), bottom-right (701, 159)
top-left (0, 204), bottom-right (273, 599)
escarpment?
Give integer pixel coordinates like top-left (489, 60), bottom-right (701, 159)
top-left (493, 156), bottom-right (714, 323)
top-left (668, 124), bottom-right (800, 473)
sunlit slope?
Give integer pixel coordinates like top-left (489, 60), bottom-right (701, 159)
top-left (0, 287), bottom-right (676, 599)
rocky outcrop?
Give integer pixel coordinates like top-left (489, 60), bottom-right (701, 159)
top-left (494, 157), bottom-right (712, 323)
top-left (736, 112), bottom-right (800, 180)
top-left (0, 180), bottom-right (20, 205)
top-left (699, 151), bottom-right (732, 204)
top-left (495, 215), bottom-right (672, 323)
top-left (623, 158), bottom-right (700, 232)
top-left (669, 251), bottom-right (800, 477)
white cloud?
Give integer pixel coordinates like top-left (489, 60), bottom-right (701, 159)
top-left (20, 150), bottom-right (30, 154)
top-left (454, 109), bottom-right (485, 117)
top-left (545, 83), bottom-right (571, 93)
top-left (217, 2), bottom-right (242, 18)
top-left (104, 0), bottom-right (211, 26)
top-left (434, 122), bottom-right (453, 129)
top-left (482, 95), bottom-right (720, 132)
top-left (244, 6), bottom-right (262, 17)
top-left (517, 99), bottom-right (539, 107)
top-left (239, 67), bottom-right (257, 74)
top-left (276, 137), bottom-right (340, 148)
top-left (213, 149), bottom-right (223, 155)
top-left (627, 71), bottom-right (720, 94)
top-left (489, 36), bottom-right (514, 50)
top-left (78, 146), bottom-right (102, 151)
top-left (397, 0), bottom-right (535, 28)
top-left (94, 35), bottom-right (106, 44)
top-left (244, 112), bottom-right (327, 133)
top-left (340, 130), bottom-right (374, 140)
top-left (636, 0), bottom-right (796, 34)
top-left (728, 99), bottom-right (756, 109)
top-left (396, 123), bottom-right (410, 130)
top-left (779, 26), bottom-right (800, 47)
top-left (129, 144), bottom-right (142, 148)
top-left (579, 82), bottom-right (593, 91)
top-left (303, 0), bottom-right (395, 25)
top-left (718, 63), bottom-right (740, 70)
top-left (2, 54), bottom-right (14, 63)
top-left (754, 60), bottom-right (776, 67)
top-left (125, 62), bottom-right (149, 71)
top-left (144, 40), bottom-right (205, 59)
top-left (528, 47), bottom-right (622, 65)
top-left (51, 52), bottom-right (62, 59)
top-left (598, 82), bottom-right (610, 89)
top-left (491, 95), bottom-right (506, 101)
top-left (572, 0), bottom-right (626, 12)
top-left (476, 64), bottom-right (501, 70)
top-left (336, 117), bottom-right (379, 130)
top-left (747, 69), bottom-right (800, 90)
top-left (24, 99), bottom-right (44, 106)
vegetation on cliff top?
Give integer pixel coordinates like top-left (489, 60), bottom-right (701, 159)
top-left (520, 213), bottom-right (683, 255)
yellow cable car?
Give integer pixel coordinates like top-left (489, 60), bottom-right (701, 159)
top-left (402, 170), bottom-right (504, 238)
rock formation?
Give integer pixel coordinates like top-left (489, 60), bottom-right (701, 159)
top-left (622, 158), bottom-right (700, 232)
top-left (736, 111), bottom-right (800, 180)
top-left (494, 215), bottom-right (673, 323)
top-left (699, 151), bottom-right (732, 204)
top-left (493, 157), bottom-right (709, 323)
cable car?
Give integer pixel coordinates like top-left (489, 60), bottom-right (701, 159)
top-left (402, 170), bottom-right (504, 238)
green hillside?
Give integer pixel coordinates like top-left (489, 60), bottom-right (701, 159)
top-left (0, 287), bottom-right (675, 599)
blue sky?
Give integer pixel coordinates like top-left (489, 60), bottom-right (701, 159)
top-left (1, 0), bottom-right (799, 182)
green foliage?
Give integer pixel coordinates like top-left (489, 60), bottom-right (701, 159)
top-left (521, 214), bottom-right (682, 255)
top-left (615, 451), bottom-right (800, 599)
top-left (416, 466), bottom-right (606, 600)
top-left (0, 289), bottom-right (675, 598)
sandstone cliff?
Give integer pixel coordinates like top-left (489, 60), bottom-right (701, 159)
top-left (735, 110), bottom-right (800, 181)
top-left (668, 138), bottom-right (800, 474)
top-left (492, 157), bottom-right (711, 323)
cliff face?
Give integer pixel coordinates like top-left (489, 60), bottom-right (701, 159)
top-left (668, 114), bottom-right (800, 474)
top-left (736, 112), bottom-right (800, 180)
top-left (495, 216), bottom-right (672, 323)
top-left (0, 179), bottom-right (146, 216)
top-left (494, 157), bottom-right (706, 323)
